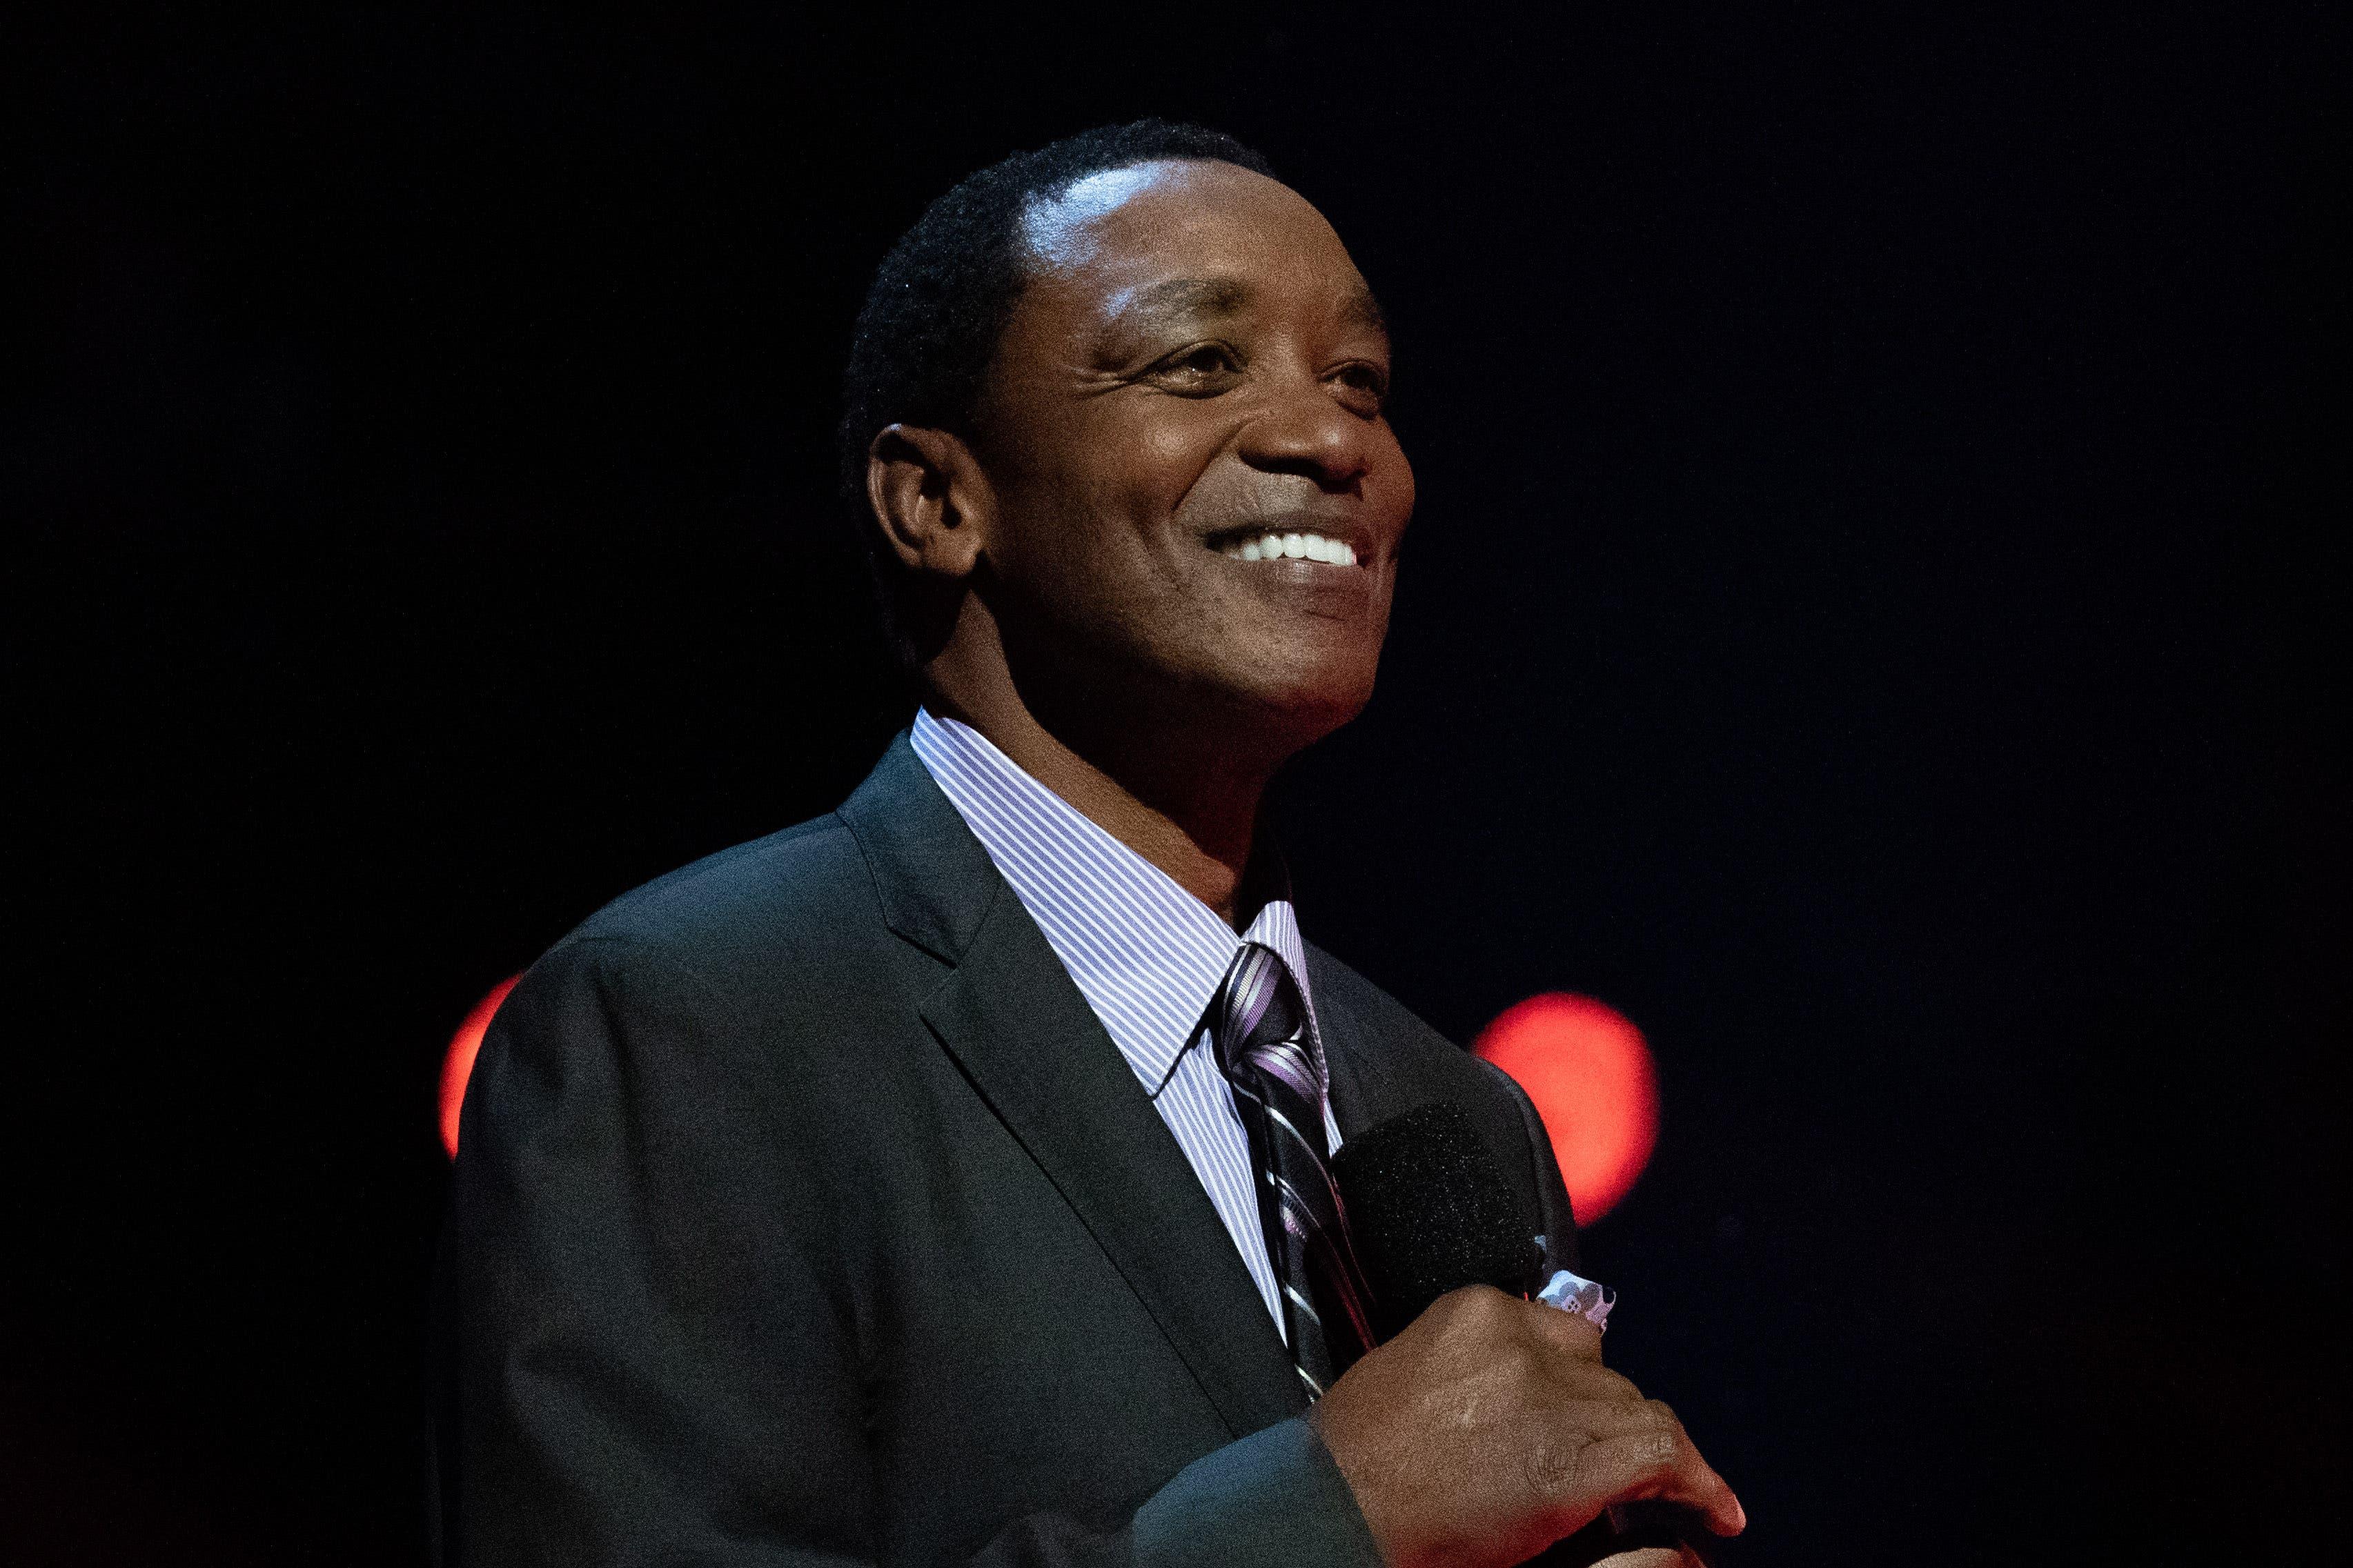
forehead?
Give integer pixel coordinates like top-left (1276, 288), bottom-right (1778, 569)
top-left (1016, 159), bottom-right (1370, 323)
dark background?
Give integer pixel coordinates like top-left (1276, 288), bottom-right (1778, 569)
top-left (8, 6), bottom-right (2343, 1563)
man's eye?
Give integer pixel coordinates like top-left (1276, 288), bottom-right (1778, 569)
top-left (1332, 362), bottom-right (1390, 412)
top-left (1151, 345), bottom-right (1241, 390)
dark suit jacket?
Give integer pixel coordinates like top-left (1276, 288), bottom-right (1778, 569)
top-left (433, 735), bottom-right (1579, 1566)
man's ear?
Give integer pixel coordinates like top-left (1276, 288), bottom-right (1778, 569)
top-left (865, 423), bottom-right (992, 579)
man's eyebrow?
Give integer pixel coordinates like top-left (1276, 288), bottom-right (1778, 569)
top-left (1116, 277), bottom-right (1253, 324)
top-left (1113, 277), bottom-right (1391, 339)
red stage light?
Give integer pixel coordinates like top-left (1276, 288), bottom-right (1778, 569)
top-left (439, 975), bottom-right (519, 1160)
top-left (1471, 993), bottom-right (1660, 1224)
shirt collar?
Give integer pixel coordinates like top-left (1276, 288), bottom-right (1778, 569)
top-left (906, 708), bottom-right (1322, 1095)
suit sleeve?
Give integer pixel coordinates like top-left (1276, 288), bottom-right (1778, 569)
top-left (431, 936), bottom-right (1380, 1568)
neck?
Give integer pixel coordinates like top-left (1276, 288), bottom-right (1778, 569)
top-left (923, 655), bottom-right (1276, 929)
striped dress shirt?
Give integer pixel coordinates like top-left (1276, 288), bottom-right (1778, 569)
top-left (909, 708), bottom-right (1340, 1337)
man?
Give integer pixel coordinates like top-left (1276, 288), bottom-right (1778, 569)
top-left (433, 121), bottom-right (1743, 1567)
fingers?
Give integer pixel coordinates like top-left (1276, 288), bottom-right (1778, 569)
top-left (1408, 1284), bottom-right (1747, 1549)
top-left (1428, 1288), bottom-right (1643, 1411)
top-left (1518, 1292), bottom-right (1608, 1364)
top-left (1531, 1420), bottom-right (1746, 1539)
top-left (1420, 1286), bottom-right (1614, 1387)
top-left (1546, 1398), bottom-right (1686, 1442)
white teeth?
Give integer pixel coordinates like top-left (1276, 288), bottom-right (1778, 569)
top-left (1221, 530), bottom-right (1362, 566)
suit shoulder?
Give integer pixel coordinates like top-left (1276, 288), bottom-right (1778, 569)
top-left (558, 811), bottom-right (880, 980)
top-left (1304, 947), bottom-right (1536, 1111)
top-left (1303, 943), bottom-right (1524, 1143)
top-left (1303, 942), bottom-right (1506, 1106)
top-left (1305, 941), bottom-right (1579, 1260)
top-left (1302, 942), bottom-right (1458, 1058)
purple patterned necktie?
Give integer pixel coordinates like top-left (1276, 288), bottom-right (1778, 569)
top-left (1209, 942), bottom-right (1375, 1400)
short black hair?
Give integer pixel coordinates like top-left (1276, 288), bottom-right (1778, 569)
top-left (836, 119), bottom-right (1277, 527)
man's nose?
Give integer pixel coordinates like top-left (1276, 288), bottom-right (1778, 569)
top-left (1234, 377), bottom-right (1375, 493)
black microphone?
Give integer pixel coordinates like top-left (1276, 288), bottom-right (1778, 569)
top-left (1331, 1103), bottom-right (1715, 1566)
top-left (1329, 1102), bottom-right (1545, 1339)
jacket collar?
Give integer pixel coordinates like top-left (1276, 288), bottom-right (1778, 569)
top-left (836, 732), bottom-right (1002, 964)
top-left (836, 734), bottom-right (1305, 1436)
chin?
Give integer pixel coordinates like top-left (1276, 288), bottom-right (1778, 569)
top-left (1211, 655), bottom-right (1379, 754)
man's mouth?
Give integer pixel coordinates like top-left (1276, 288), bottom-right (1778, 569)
top-left (1209, 528), bottom-right (1362, 568)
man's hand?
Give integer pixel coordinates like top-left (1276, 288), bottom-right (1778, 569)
top-left (1307, 1286), bottom-right (1745, 1568)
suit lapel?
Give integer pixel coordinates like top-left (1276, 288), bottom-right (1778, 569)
top-left (1310, 953), bottom-right (1389, 1141)
top-left (840, 737), bottom-right (1302, 1438)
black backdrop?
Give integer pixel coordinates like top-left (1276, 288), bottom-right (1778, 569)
top-left (9, 8), bottom-right (2343, 1565)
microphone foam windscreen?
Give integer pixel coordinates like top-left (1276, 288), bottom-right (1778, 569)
top-left (1332, 1102), bottom-right (1539, 1342)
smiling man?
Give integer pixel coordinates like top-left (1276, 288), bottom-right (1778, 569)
top-left (434, 121), bottom-right (1741, 1568)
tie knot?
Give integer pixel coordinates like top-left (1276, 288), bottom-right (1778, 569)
top-left (1210, 942), bottom-right (1313, 1083)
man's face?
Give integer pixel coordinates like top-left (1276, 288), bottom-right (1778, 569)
top-left (969, 159), bottom-right (1415, 751)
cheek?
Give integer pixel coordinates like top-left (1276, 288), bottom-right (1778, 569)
top-left (1059, 410), bottom-right (1223, 548)
top-left (990, 456), bottom-right (1190, 643)
top-left (1372, 430), bottom-right (1416, 531)
top-left (1028, 401), bottom-right (1213, 528)
top-left (1139, 417), bottom-right (1208, 483)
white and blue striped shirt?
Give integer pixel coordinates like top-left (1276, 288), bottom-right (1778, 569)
top-left (909, 707), bottom-right (1339, 1336)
